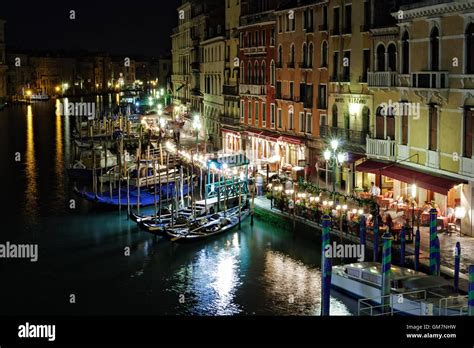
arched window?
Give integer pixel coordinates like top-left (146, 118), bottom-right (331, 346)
top-left (278, 45), bottom-right (283, 65)
top-left (321, 41), bottom-right (328, 67)
top-left (290, 44), bottom-right (295, 67)
top-left (254, 61), bottom-right (259, 84)
top-left (387, 43), bottom-right (397, 72)
top-left (466, 23), bottom-right (474, 74)
top-left (270, 60), bottom-right (275, 85)
top-left (308, 43), bottom-right (314, 68)
top-left (376, 44), bottom-right (385, 71)
top-left (247, 61), bottom-right (252, 85)
top-left (302, 43), bottom-right (308, 67)
top-left (430, 26), bottom-right (439, 71)
top-left (402, 31), bottom-right (410, 74)
top-left (261, 61), bottom-right (266, 84)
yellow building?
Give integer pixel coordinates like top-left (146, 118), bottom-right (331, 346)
top-left (361, 0), bottom-right (474, 235)
top-left (326, 0), bottom-right (375, 192)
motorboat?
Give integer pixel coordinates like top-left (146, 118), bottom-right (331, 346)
top-left (332, 262), bottom-right (467, 316)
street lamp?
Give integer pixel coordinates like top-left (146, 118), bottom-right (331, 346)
top-left (323, 138), bottom-right (347, 199)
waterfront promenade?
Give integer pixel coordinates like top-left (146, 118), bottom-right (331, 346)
top-left (253, 195), bottom-right (473, 292)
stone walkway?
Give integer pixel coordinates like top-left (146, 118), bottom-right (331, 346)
top-left (253, 196), bottom-right (473, 291)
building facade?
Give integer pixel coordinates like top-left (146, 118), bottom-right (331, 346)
top-left (237, 0), bottom-right (279, 174)
top-left (358, 0), bottom-right (474, 235)
top-left (201, 35), bottom-right (226, 148)
top-left (274, 0), bottom-right (329, 176)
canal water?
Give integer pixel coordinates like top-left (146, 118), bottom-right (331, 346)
top-left (0, 100), bottom-right (355, 316)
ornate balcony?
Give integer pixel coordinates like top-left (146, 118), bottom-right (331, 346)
top-left (411, 71), bottom-right (449, 89)
top-left (367, 71), bottom-right (398, 87)
top-left (366, 137), bottom-right (396, 161)
top-left (239, 84), bottom-right (267, 96)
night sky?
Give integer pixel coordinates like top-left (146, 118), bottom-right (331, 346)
top-left (2, 0), bottom-right (181, 57)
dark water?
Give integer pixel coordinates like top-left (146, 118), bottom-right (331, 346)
top-left (0, 100), bottom-right (355, 316)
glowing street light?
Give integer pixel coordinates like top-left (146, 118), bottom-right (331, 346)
top-left (322, 138), bottom-right (347, 199)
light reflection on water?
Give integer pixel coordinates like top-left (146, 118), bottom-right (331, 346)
top-left (263, 250), bottom-right (351, 316)
top-left (25, 105), bottom-right (39, 226)
top-left (168, 233), bottom-right (243, 315)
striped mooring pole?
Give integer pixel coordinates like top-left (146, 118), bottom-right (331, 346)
top-left (321, 214), bottom-right (332, 316)
top-left (454, 242), bottom-right (461, 293)
top-left (469, 265), bottom-right (474, 316)
top-left (373, 217), bottom-right (379, 262)
top-left (429, 208), bottom-right (438, 275)
top-left (400, 226), bottom-right (406, 266)
top-left (381, 231), bottom-right (393, 312)
top-left (414, 228), bottom-right (420, 271)
top-left (359, 214), bottom-right (366, 259)
top-left (434, 236), bottom-right (441, 276)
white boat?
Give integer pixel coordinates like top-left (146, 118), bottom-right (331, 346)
top-left (73, 149), bottom-right (134, 170)
top-left (30, 94), bottom-right (50, 101)
top-left (332, 262), bottom-right (467, 316)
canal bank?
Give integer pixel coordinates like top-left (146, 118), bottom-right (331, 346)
top-left (253, 196), bottom-right (471, 292)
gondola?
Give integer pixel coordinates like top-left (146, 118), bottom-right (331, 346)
top-left (165, 207), bottom-right (250, 242)
top-left (74, 183), bottom-right (190, 207)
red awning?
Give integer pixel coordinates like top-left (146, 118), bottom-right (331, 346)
top-left (279, 135), bottom-right (303, 145)
top-left (221, 128), bottom-right (241, 135)
top-left (356, 159), bottom-right (389, 174)
top-left (245, 129), bottom-right (280, 141)
top-left (357, 160), bottom-right (466, 195)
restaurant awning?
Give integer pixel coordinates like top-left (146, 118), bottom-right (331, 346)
top-left (356, 159), bottom-right (467, 195)
top-left (279, 135), bottom-right (304, 145)
top-left (222, 128), bottom-right (241, 135)
top-left (245, 129), bottom-right (280, 141)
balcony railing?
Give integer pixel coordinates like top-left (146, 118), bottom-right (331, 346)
top-left (320, 126), bottom-right (368, 146)
top-left (367, 71), bottom-right (398, 87)
top-left (239, 84), bottom-right (267, 96)
top-left (460, 157), bottom-right (474, 177)
top-left (240, 10), bottom-right (275, 26)
top-left (411, 71), bottom-right (449, 89)
top-left (222, 84), bottom-right (238, 96)
top-left (366, 137), bottom-right (396, 161)
top-left (242, 46), bottom-right (267, 56)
